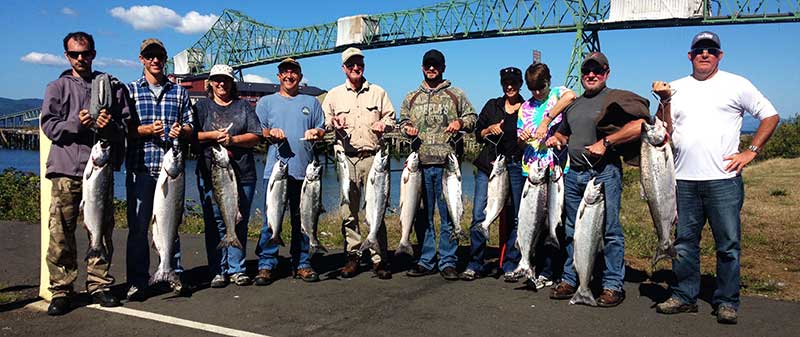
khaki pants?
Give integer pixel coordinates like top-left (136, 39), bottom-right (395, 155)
top-left (47, 176), bottom-right (115, 297)
top-left (341, 155), bottom-right (388, 264)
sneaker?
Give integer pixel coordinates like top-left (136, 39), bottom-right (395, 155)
top-left (503, 271), bottom-right (520, 283)
top-left (459, 269), bottom-right (481, 281)
top-left (47, 296), bottom-right (71, 316)
top-left (210, 274), bottom-right (228, 288)
top-left (406, 265), bottom-right (436, 277)
top-left (440, 266), bottom-right (459, 281)
top-left (531, 275), bottom-right (554, 290)
top-left (230, 273), bottom-right (252, 286)
top-left (254, 269), bottom-right (274, 286)
top-left (91, 290), bottom-right (121, 307)
top-left (550, 281), bottom-right (577, 299)
top-left (716, 304), bottom-right (738, 325)
top-left (656, 297), bottom-right (698, 314)
top-left (126, 286), bottom-right (148, 302)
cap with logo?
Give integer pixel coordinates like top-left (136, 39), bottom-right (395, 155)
top-left (422, 49), bottom-right (445, 66)
top-left (140, 38), bottom-right (166, 54)
top-left (341, 47), bottom-right (364, 64)
top-left (209, 64), bottom-right (235, 80)
top-left (581, 51), bottom-right (609, 69)
top-left (691, 31), bottom-right (721, 49)
top-left (277, 58), bottom-right (301, 72)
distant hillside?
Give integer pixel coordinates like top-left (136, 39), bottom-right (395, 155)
top-left (0, 97), bottom-right (42, 116)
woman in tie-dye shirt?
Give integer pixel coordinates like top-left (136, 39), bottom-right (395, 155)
top-left (517, 63), bottom-right (576, 176)
top-left (515, 63), bottom-right (576, 288)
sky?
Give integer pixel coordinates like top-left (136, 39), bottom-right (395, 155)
top-left (2, 0), bottom-right (799, 118)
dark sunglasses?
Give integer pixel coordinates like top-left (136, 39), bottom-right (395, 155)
top-left (423, 61), bottom-right (443, 69)
top-left (66, 50), bottom-right (94, 59)
top-left (344, 61), bottom-right (364, 69)
top-left (691, 48), bottom-right (721, 57)
top-left (580, 66), bottom-right (607, 76)
top-left (142, 51), bottom-right (167, 61)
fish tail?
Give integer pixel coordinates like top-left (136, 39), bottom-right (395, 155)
top-left (395, 241), bottom-right (414, 257)
top-left (149, 269), bottom-right (178, 287)
top-left (216, 235), bottom-right (243, 250)
top-left (570, 287), bottom-right (597, 306)
top-left (544, 233), bottom-right (560, 250)
top-left (84, 245), bottom-right (108, 263)
top-left (269, 237), bottom-right (286, 247)
top-left (359, 237), bottom-right (379, 253)
top-left (478, 225), bottom-right (490, 241)
top-left (652, 243), bottom-right (677, 268)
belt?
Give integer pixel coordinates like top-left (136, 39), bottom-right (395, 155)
top-left (345, 150), bottom-right (376, 159)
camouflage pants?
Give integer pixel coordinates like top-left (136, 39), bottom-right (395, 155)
top-left (47, 176), bottom-right (115, 297)
top-left (340, 155), bottom-right (388, 264)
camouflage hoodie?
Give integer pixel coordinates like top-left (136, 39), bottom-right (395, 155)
top-left (399, 80), bottom-right (476, 165)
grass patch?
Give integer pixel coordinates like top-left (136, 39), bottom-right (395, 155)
top-left (770, 189), bottom-right (788, 197)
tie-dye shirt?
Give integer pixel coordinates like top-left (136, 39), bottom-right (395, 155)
top-left (517, 86), bottom-right (570, 176)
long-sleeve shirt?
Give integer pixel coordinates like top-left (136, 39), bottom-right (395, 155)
top-left (399, 80), bottom-right (477, 165)
top-left (322, 80), bottom-right (395, 153)
top-left (41, 70), bottom-right (130, 179)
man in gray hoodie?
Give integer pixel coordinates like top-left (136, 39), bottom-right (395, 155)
top-left (40, 31), bottom-right (130, 315)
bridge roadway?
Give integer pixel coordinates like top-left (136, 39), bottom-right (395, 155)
top-left (1, 220), bottom-right (798, 337)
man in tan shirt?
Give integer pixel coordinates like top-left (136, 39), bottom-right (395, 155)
top-left (322, 47), bottom-right (395, 279)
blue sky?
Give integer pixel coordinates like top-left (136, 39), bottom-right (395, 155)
top-left (3, 1), bottom-right (798, 118)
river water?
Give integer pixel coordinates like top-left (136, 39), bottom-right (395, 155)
top-left (0, 149), bottom-right (478, 216)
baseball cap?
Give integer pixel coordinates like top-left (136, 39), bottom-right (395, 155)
top-left (500, 67), bottom-right (522, 83)
top-left (422, 49), bottom-right (445, 66)
top-left (691, 31), bottom-right (721, 49)
top-left (277, 58), bottom-right (301, 72)
top-left (341, 47), bottom-right (364, 64)
top-left (209, 64), bottom-right (235, 80)
top-left (140, 38), bottom-right (166, 54)
top-left (581, 51), bottom-right (609, 69)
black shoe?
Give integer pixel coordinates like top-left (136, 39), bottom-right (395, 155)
top-left (92, 290), bottom-right (121, 307)
top-left (406, 265), bottom-right (436, 277)
top-left (440, 267), bottom-right (459, 281)
top-left (47, 296), bottom-right (71, 316)
top-left (126, 286), bottom-right (148, 302)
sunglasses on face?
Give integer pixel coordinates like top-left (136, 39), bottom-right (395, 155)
top-left (66, 50), bottom-right (94, 59)
top-left (423, 62), bottom-right (442, 70)
top-left (142, 51), bottom-right (167, 61)
top-left (691, 48), bottom-right (721, 57)
top-left (580, 66), bottom-right (607, 76)
top-left (344, 62), bottom-right (364, 69)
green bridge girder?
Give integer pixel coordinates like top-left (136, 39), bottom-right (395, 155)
top-left (183, 0), bottom-right (800, 90)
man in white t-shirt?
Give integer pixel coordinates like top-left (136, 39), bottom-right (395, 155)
top-left (652, 31), bottom-right (780, 325)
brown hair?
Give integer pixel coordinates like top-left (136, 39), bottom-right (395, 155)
top-left (205, 78), bottom-right (239, 100)
top-left (525, 63), bottom-right (551, 91)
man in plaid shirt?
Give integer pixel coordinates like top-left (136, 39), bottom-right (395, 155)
top-left (125, 38), bottom-right (193, 301)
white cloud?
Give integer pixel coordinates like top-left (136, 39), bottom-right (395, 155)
top-left (243, 74), bottom-right (272, 84)
top-left (20, 52), bottom-right (68, 66)
top-left (61, 7), bottom-right (77, 16)
top-left (20, 52), bottom-right (138, 68)
top-left (109, 6), bottom-right (217, 35)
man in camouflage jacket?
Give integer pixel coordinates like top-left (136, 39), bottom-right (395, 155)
top-left (399, 49), bottom-right (476, 280)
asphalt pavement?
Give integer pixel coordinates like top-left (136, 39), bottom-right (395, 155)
top-left (1, 220), bottom-right (798, 337)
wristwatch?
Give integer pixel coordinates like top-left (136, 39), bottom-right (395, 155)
top-left (747, 144), bottom-right (760, 154)
top-left (602, 137), bottom-right (613, 148)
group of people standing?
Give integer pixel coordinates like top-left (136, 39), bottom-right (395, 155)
top-left (42, 30), bottom-right (779, 326)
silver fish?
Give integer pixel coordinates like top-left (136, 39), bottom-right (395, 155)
top-left (513, 163), bottom-right (548, 282)
top-left (443, 152), bottom-right (466, 242)
top-left (210, 144), bottom-right (243, 249)
top-left (266, 160), bottom-right (288, 246)
top-left (300, 159), bottom-right (327, 254)
top-left (150, 142), bottom-right (185, 291)
top-left (641, 118), bottom-right (677, 267)
top-left (362, 149), bottom-right (390, 254)
top-left (478, 155), bottom-right (509, 240)
top-left (570, 178), bottom-right (605, 307)
top-left (396, 152), bottom-right (422, 256)
top-left (335, 150), bottom-right (351, 206)
top-left (546, 164), bottom-right (565, 249)
top-left (81, 140), bottom-right (112, 262)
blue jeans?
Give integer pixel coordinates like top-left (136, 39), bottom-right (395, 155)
top-left (671, 176), bottom-right (743, 309)
top-left (198, 172), bottom-right (255, 277)
top-left (125, 171), bottom-right (182, 288)
top-left (560, 163), bottom-right (625, 291)
top-left (415, 165), bottom-right (457, 271)
top-left (467, 162), bottom-right (524, 273)
top-left (256, 177), bottom-right (310, 270)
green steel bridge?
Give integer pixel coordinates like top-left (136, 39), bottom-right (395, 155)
top-left (181, 0), bottom-right (799, 89)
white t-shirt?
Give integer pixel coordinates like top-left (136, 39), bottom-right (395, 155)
top-left (669, 70), bottom-right (778, 180)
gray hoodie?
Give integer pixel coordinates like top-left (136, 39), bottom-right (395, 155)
top-left (40, 70), bottom-right (130, 179)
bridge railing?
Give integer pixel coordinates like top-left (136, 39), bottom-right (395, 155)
top-left (0, 107), bottom-right (40, 129)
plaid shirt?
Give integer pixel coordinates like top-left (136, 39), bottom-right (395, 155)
top-left (126, 77), bottom-right (193, 176)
